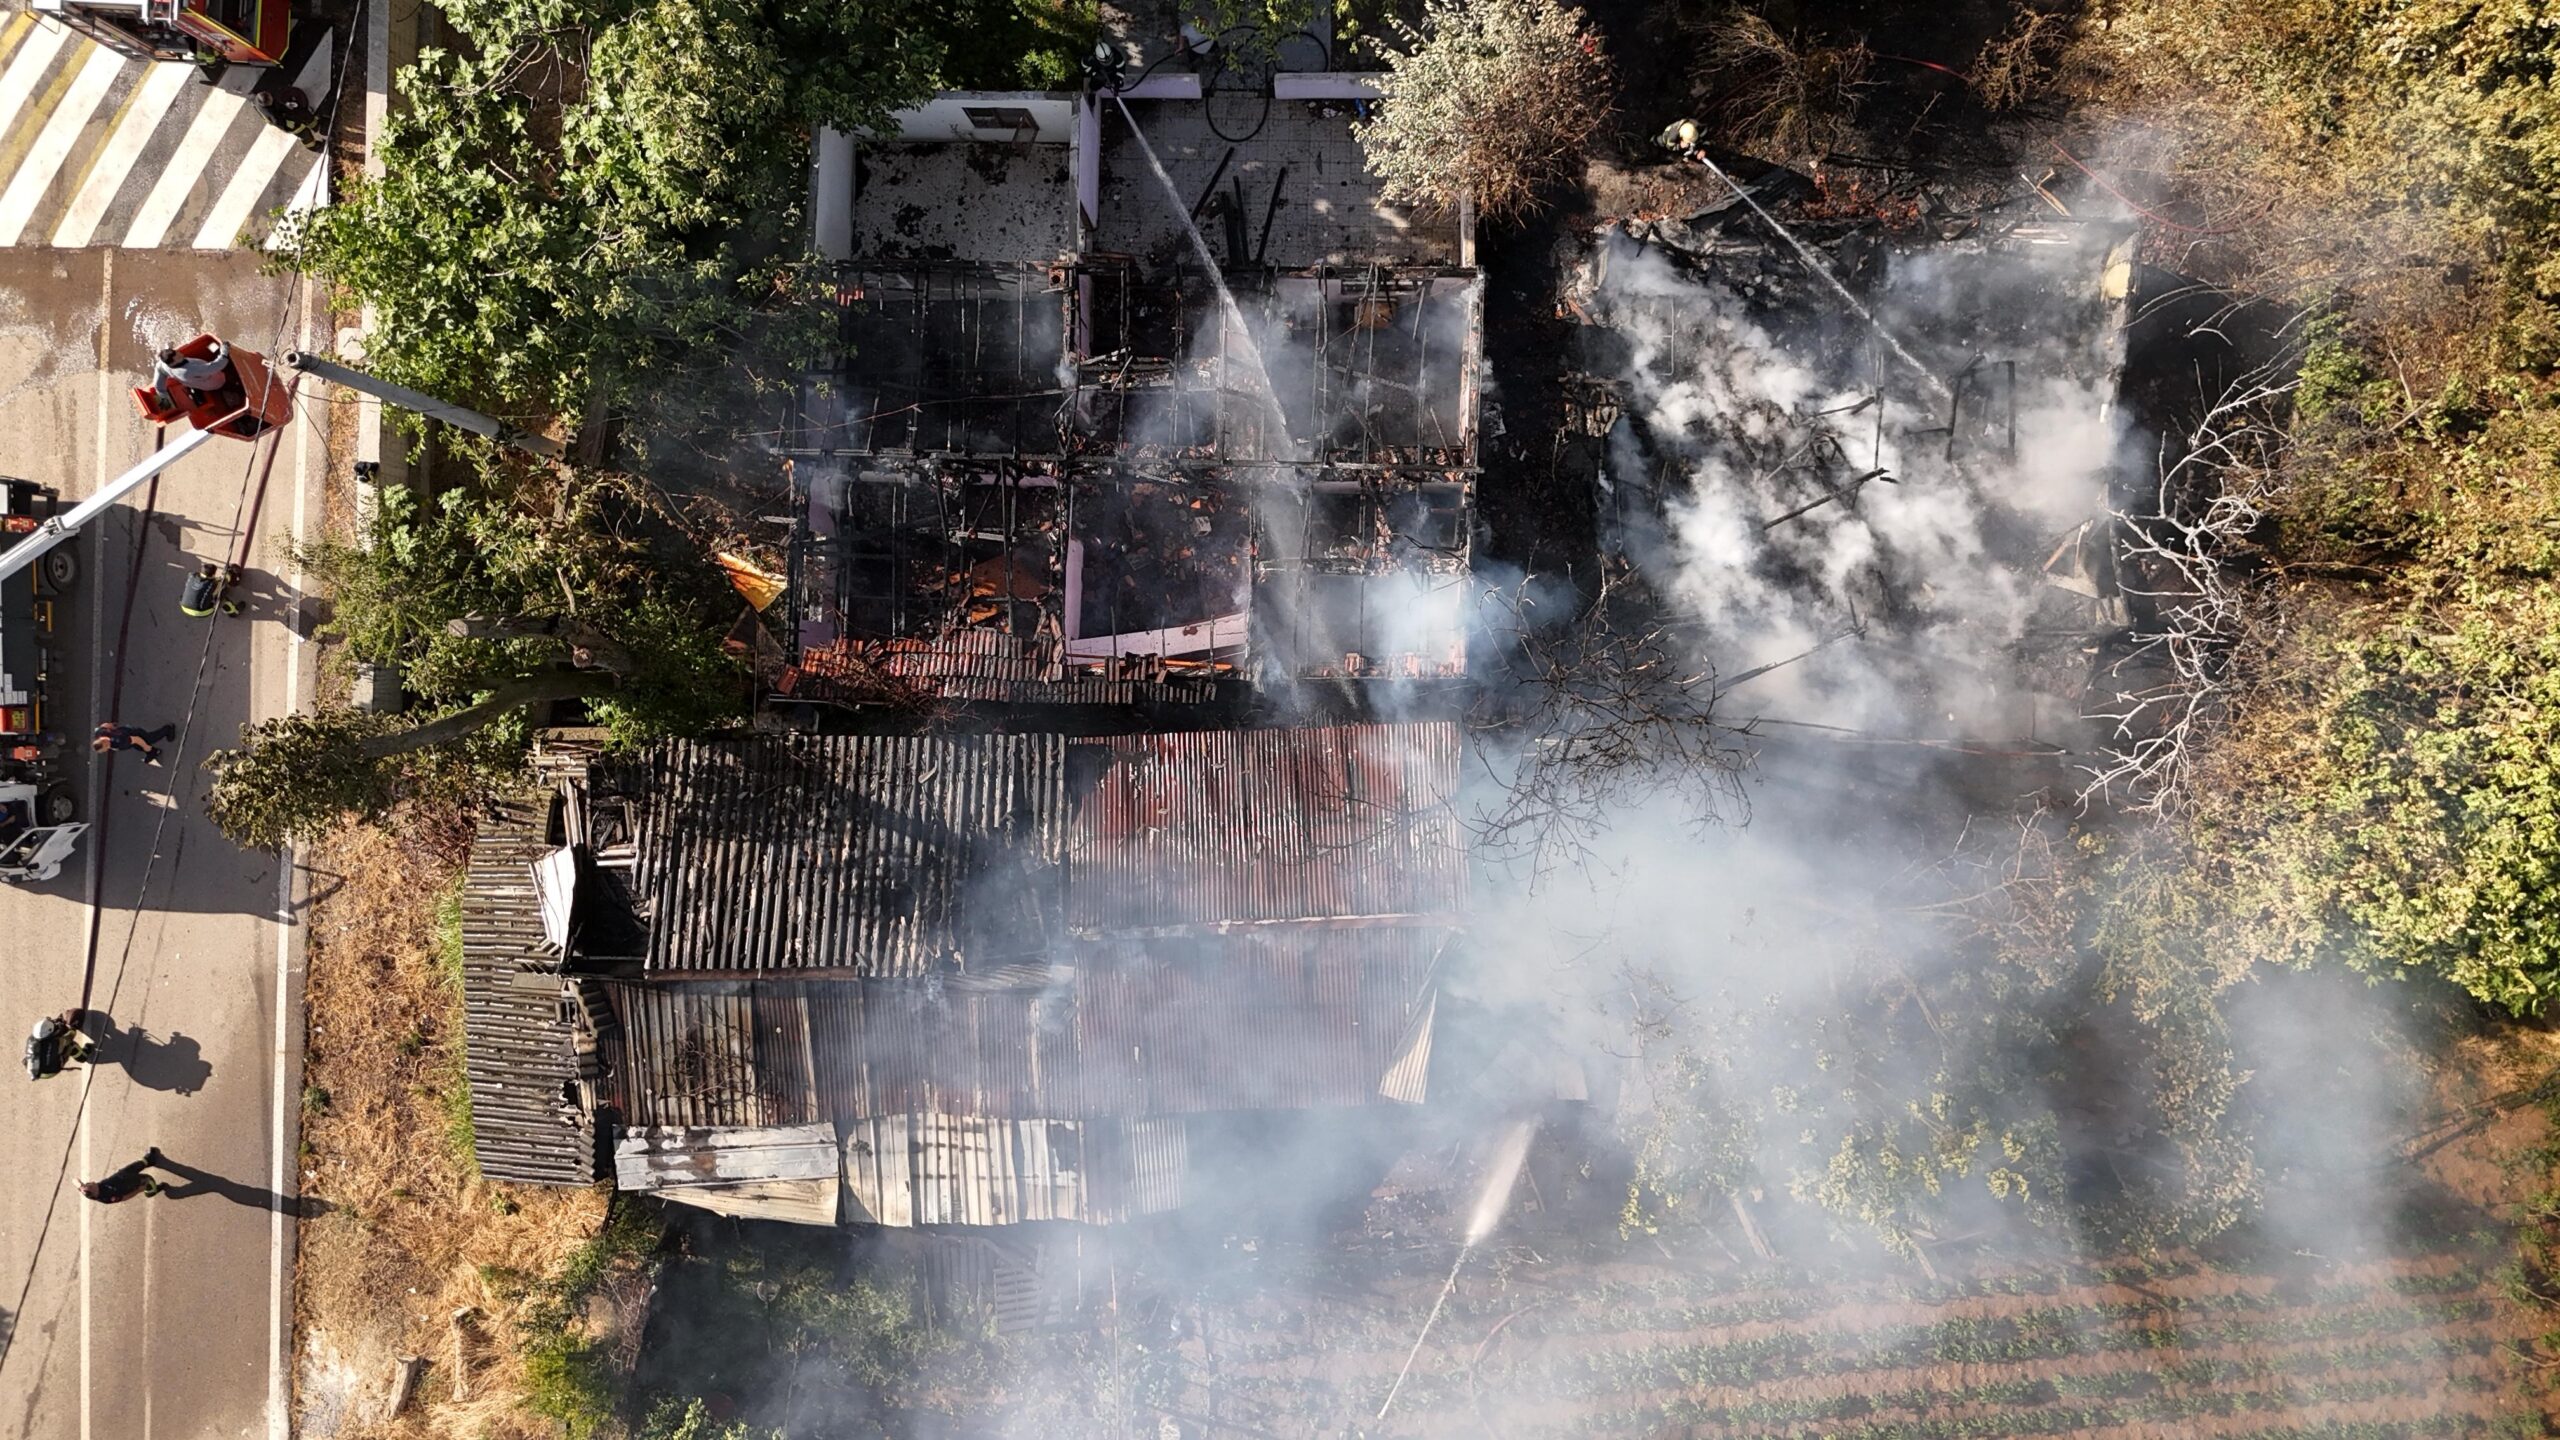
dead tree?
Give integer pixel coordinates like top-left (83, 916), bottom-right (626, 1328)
top-left (1469, 568), bottom-right (1756, 880)
top-left (2078, 361), bottom-right (2298, 812)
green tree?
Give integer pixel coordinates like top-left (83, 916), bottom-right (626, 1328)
top-left (641, 1399), bottom-right (778, 1440)
top-left (1353, 0), bottom-right (1611, 218)
top-left (207, 467), bottom-right (747, 848)
top-left (278, 0), bottom-right (946, 429)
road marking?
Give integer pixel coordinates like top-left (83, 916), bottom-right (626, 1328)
top-left (262, 152), bottom-right (327, 252)
top-left (0, 27), bottom-right (85, 195)
top-left (0, 44), bottom-right (124, 245)
top-left (51, 61), bottom-right (187, 249)
top-left (141, 1198), bottom-right (153, 1440)
top-left (119, 85), bottom-right (241, 250)
top-left (269, 272), bottom-right (316, 1440)
top-left (0, 21), bottom-right (70, 153)
top-left (191, 121), bottom-right (294, 251)
top-left (79, 244), bottom-right (113, 1440)
top-left (0, 13), bottom-right (36, 72)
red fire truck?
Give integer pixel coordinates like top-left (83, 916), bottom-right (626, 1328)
top-left (0, 478), bottom-right (83, 883)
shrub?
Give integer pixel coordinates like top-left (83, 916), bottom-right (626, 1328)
top-left (1354, 0), bottom-right (1610, 218)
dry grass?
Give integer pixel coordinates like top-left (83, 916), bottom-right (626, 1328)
top-left (1970, 8), bottom-right (2066, 113)
top-left (1687, 10), bottom-right (1872, 168)
top-left (295, 820), bottom-right (608, 1439)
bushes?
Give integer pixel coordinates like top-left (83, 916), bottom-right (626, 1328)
top-left (509, 1204), bottom-right (666, 1436)
top-left (2076, 0), bottom-right (2560, 350)
top-left (2117, 383), bottom-right (2560, 1016)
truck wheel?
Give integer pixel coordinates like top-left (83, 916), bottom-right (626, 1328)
top-left (40, 548), bottom-right (75, 590)
top-left (41, 785), bottom-right (77, 826)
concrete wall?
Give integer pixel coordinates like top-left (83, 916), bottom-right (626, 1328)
top-left (887, 92), bottom-right (1080, 143)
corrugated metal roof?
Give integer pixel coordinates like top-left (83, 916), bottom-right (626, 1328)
top-left (598, 734), bottom-right (1069, 975)
top-left (781, 634), bottom-right (1224, 707)
top-left (458, 796), bottom-right (601, 1185)
top-left (843, 1114), bottom-right (1186, 1226)
top-left (601, 926), bottom-right (1442, 1125)
top-left (1069, 723), bottom-right (1466, 930)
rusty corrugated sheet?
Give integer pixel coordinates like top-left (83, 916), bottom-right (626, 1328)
top-left (841, 1115), bottom-right (1187, 1227)
top-left (599, 734), bottom-right (1068, 975)
top-left (1068, 723), bottom-right (1465, 931)
top-left (604, 927), bottom-right (1442, 1126)
top-left (458, 796), bottom-right (600, 1185)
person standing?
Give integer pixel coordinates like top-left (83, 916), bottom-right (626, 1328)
top-left (80, 1149), bottom-right (167, 1204)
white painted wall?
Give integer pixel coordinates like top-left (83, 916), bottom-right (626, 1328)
top-left (886, 92), bottom-right (1079, 143)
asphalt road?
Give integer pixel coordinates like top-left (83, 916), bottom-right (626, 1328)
top-left (0, 248), bottom-right (318, 1440)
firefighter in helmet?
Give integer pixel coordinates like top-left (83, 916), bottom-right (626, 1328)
top-left (179, 561), bottom-right (241, 618)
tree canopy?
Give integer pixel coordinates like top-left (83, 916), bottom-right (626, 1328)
top-left (279, 0), bottom-right (947, 424)
top-left (1354, 0), bottom-right (1612, 218)
top-left (208, 465), bottom-right (747, 848)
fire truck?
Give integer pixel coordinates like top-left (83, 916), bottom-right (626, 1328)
top-left (30, 0), bottom-right (335, 134)
top-left (0, 333), bottom-right (296, 884)
top-left (1, 478), bottom-right (84, 883)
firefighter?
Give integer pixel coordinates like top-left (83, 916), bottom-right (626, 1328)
top-left (179, 561), bottom-right (241, 617)
top-left (92, 721), bottom-right (173, 765)
top-left (150, 341), bottom-right (232, 406)
top-left (24, 1009), bottom-right (94, 1081)
top-left (80, 1150), bottom-right (168, 1204)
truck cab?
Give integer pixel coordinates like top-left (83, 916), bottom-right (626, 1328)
top-left (0, 782), bottom-right (83, 884)
top-left (2, 477), bottom-right (79, 885)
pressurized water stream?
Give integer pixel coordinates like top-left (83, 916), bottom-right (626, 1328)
top-left (1108, 93), bottom-right (1301, 459)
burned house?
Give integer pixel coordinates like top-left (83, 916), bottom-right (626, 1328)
top-left (1558, 174), bottom-right (2143, 753)
top-left (458, 722), bottom-right (1461, 1226)
top-left (778, 82), bottom-right (1481, 710)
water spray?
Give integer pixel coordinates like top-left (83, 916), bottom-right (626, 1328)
top-left (1668, 140), bottom-right (1950, 403)
top-left (1107, 94), bottom-right (1301, 458)
top-left (1375, 1120), bottom-right (1537, 1423)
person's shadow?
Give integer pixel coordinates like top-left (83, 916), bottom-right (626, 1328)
top-left (149, 1152), bottom-right (331, 1218)
top-left (86, 1014), bottom-right (213, 1096)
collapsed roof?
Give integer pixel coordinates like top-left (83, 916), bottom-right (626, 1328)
top-left (780, 91), bottom-right (1483, 706)
top-left (1559, 182), bottom-right (2142, 750)
top-left (456, 724), bottom-right (1463, 1222)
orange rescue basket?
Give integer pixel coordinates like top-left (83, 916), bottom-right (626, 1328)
top-left (132, 334), bottom-right (294, 439)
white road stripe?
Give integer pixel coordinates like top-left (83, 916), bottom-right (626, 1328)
top-left (0, 20), bottom-right (71, 146)
top-left (79, 244), bottom-right (111, 1440)
top-left (261, 151), bottom-right (326, 251)
top-left (51, 62), bottom-right (188, 248)
top-left (270, 275), bottom-right (314, 1440)
top-left (120, 84), bottom-right (242, 249)
top-left (0, 45), bottom-right (127, 245)
top-left (191, 121), bottom-right (295, 250)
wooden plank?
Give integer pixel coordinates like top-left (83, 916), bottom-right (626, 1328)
top-left (614, 1124), bottom-right (841, 1190)
top-left (657, 1177), bottom-right (840, 1226)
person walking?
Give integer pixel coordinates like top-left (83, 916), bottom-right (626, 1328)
top-left (91, 721), bottom-right (174, 766)
top-left (80, 1149), bottom-right (167, 1204)
top-left (23, 1009), bottom-right (94, 1080)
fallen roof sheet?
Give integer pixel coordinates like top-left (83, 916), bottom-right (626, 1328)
top-left (843, 1114), bottom-right (1187, 1227)
top-left (1069, 723), bottom-right (1466, 931)
top-left (601, 926), bottom-right (1445, 1126)
top-left (617, 1124), bottom-right (843, 1226)
top-left (458, 796), bottom-right (600, 1185)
